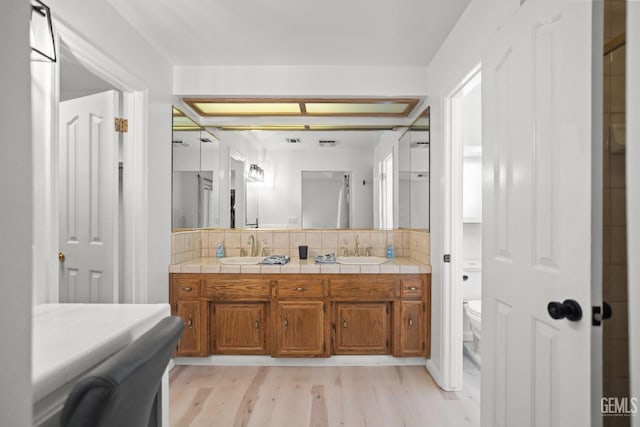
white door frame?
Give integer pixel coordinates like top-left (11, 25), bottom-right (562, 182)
top-left (43, 20), bottom-right (149, 303)
top-left (436, 64), bottom-right (481, 391)
top-left (627, 4), bottom-right (640, 426)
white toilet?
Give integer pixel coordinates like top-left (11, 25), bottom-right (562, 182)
top-left (462, 260), bottom-right (482, 364)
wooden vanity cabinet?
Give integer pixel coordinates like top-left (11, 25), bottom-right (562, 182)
top-left (211, 303), bottom-right (268, 354)
top-left (333, 302), bottom-right (391, 354)
top-left (169, 273), bottom-right (430, 359)
top-left (394, 276), bottom-right (430, 357)
top-left (170, 274), bottom-right (207, 356)
top-left (271, 278), bottom-right (329, 357)
top-left (204, 275), bottom-right (271, 355)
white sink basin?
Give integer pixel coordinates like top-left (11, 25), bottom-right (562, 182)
top-left (218, 256), bottom-right (265, 265)
top-left (337, 256), bottom-right (389, 265)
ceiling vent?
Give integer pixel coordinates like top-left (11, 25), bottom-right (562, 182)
top-left (286, 137), bottom-right (301, 144)
top-left (318, 140), bottom-right (336, 147)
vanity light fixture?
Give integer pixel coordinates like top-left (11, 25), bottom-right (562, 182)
top-left (30, 0), bottom-right (56, 62)
top-left (248, 164), bottom-right (264, 182)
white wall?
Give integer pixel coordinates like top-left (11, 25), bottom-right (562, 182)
top-left (174, 65), bottom-right (429, 97)
top-left (0, 1), bottom-right (32, 424)
top-left (43, 1), bottom-right (173, 303)
top-left (627, 4), bottom-right (640, 424)
top-left (425, 0), bottom-right (507, 388)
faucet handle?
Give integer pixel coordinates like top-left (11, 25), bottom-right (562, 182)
top-left (365, 246), bottom-right (372, 256)
top-left (340, 246), bottom-right (349, 256)
top-left (261, 247), bottom-right (270, 256)
top-left (240, 248), bottom-right (248, 257)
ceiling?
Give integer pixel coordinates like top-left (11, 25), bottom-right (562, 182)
top-left (108, 0), bottom-right (471, 67)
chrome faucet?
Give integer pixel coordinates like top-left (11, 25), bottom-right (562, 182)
top-left (354, 235), bottom-right (360, 257)
top-left (247, 235), bottom-right (257, 257)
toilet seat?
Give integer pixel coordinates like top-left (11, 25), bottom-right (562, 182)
top-left (466, 299), bottom-right (482, 317)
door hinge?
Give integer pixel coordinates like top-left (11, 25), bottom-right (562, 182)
top-left (323, 342), bottom-right (326, 352)
top-left (323, 302), bottom-right (327, 312)
top-left (422, 342), bottom-right (425, 351)
top-left (386, 304), bottom-right (390, 314)
top-left (114, 117), bottom-right (128, 133)
top-left (443, 254), bottom-right (451, 263)
top-left (386, 338), bottom-right (390, 349)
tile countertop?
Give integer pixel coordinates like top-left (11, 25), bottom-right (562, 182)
top-left (169, 256), bottom-right (431, 274)
top-left (32, 303), bottom-right (170, 421)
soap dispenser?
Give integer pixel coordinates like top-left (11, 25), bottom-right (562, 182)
top-left (386, 242), bottom-right (394, 259)
top-left (216, 243), bottom-right (224, 258)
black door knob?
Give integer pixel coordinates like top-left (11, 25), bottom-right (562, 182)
top-left (547, 299), bottom-right (582, 321)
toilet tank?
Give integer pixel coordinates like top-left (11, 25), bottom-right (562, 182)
top-left (462, 260), bottom-right (482, 301)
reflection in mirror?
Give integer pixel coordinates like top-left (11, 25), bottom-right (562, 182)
top-left (301, 171), bottom-right (351, 228)
top-left (172, 109), bottom-right (219, 229)
top-left (398, 106), bottom-right (430, 229)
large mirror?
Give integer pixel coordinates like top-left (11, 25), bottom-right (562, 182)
top-left (172, 104), bottom-right (429, 231)
top-left (398, 107), bottom-right (430, 229)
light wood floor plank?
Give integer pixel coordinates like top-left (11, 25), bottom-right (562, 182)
top-left (169, 365), bottom-right (480, 427)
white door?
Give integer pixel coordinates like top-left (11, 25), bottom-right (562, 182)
top-left (482, 1), bottom-right (600, 425)
top-left (58, 91), bottom-right (119, 303)
top-left (628, 5), bottom-right (640, 426)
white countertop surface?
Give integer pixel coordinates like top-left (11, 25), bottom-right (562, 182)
top-left (32, 303), bottom-right (170, 403)
top-left (169, 256), bottom-right (431, 274)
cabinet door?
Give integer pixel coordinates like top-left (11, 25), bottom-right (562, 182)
top-left (211, 303), bottom-right (267, 354)
top-left (272, 301), bottom-right (327, 357)
top-left (395, 300), bottom-right (425, 357)
top-left (334, 303), bottom-right (390, 354)
top-left (175, 299), bottom-right (202, 356)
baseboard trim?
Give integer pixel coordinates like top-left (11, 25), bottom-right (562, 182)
top-left (175, 355), bottom-right (427, 367)
top-left (425, 359), bottom-right (444, 389)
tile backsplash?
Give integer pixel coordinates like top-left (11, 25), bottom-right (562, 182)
top-left (171, 229), bottom-right (431, 265)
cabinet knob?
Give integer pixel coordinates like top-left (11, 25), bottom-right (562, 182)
top-left (181, 287), bottom-right (192, 291)
top-left (283, 316), bottom-right (288, 329)
top-left (343, 320), bottom-right (348, 329)
top-left (186, 318), bottom-right (193, 328)
top-left (408, 317), bottom-right (413, 328)
top-left (408, 286), bottom-right (418, 291)
top-left (295, 287), bottom-right (306, 292)
top-left (255, 319), bottom-right (260, 329)
top-left (58, 252), bottom-right (65, 262)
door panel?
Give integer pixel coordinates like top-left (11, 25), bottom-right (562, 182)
top-left (212, 303), bottom-right (267, 354)
top-left (59, 91), bottom-right (118, 303)
top-left (482, 1), bottom-right (599, 425)
top-left (334, 303), bottom-right (390, 354)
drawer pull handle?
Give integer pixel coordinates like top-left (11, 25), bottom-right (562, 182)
top-left (181, 287), bottom-right (192, 291)
top-left (295, 287), bottom-right (306, 292)
top-left (408, 286), bottom-right (418, 291)
top-left (343, 320), bottom-right (348, 329)
top-left (255, 319), bottom-right (260, 329)
top-left (187, 315), bottom-right (193, 328)
top-left (408, 317), bottom-right (413, 328)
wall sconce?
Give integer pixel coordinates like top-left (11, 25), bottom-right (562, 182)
top-left (248, 164), bottom-right (264, 182)
top-left (30, 0), bottom-right (56, 62)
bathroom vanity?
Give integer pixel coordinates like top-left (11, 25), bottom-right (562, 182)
top-left (169, 266), bottom-right (430, 359)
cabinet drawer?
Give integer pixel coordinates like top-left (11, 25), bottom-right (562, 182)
top-left (329, 277), bottom-right (396, 299)
top-left (203, 276), bottom-right (271, 299)
top-left (401, 277), bottom-right (424, 298)
top-left (173, 276), bottom-right (201, 298)
top-left (275, 278), bottom-right (324, 298)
